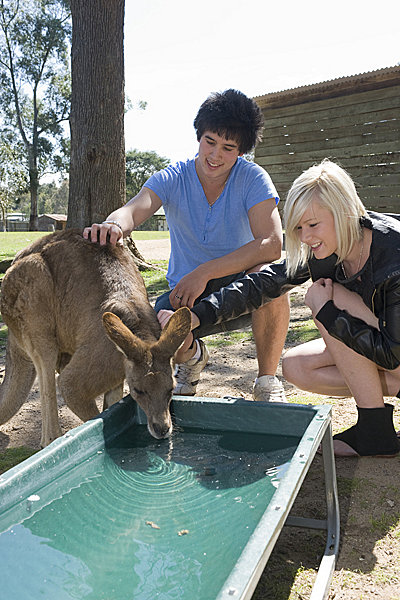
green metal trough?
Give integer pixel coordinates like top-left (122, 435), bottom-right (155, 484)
top-left (0, 396), bottom-right (339, 600)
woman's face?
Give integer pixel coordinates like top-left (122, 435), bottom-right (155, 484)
top-left (296, 198), bottom-right (338, 259)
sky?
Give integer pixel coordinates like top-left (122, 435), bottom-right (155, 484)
top-left (123, 0), bottom-right (400, 164)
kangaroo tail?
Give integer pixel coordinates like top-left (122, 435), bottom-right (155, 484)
top-left (0, 332), bottom-right (36, 424)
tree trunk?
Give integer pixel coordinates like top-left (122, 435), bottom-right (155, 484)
top-left (68, 0), bottom-right (126, 229)
top-left (28, 161), bottom-right (39, 231)
top-left (1, 206), bottom-right (6, 232)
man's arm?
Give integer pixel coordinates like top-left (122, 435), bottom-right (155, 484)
top-left (83, 186), bottom-right (162, 245)
top-left (171, 198), bottom-right (283, 308)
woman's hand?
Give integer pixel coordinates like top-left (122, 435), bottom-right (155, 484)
top-left (157, 309), bottom-right (175, 330)
top-left (83, 222), bottom-right (124, 246)
top-left (305, 278), bottom-right (334, 314)
top-left (157, 309), bottom-right (200, 331)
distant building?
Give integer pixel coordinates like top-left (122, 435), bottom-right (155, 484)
top-left (37, 214), bottom-right (67, 231)
top-left (137, 206), bottom-right (168, 231)
top-left (5, 212), bottom-right (29, 231)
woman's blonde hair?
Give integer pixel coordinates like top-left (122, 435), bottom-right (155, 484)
top-left (284, 160), bottom-right (367, 277)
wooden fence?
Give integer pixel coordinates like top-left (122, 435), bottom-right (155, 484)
top-left (254, 66), bottom-right (400, 213)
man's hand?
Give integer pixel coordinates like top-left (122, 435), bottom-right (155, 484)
top-left (83, 222), bottom-right (123, 246)
top-left (305, 278), bottom-right (334, 315)
top-left (169, 269), bottom-right (209, 309)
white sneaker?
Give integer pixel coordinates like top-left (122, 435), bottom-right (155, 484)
top-left (253, 375), bottom-right (286, 402)
top-left (173, 340), bottom-right (210, 396)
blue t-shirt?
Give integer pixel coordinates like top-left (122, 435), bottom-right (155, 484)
top-left (145, 157), bottom-right (279, 289)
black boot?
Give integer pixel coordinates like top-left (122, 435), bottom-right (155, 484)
top-left (333, 403), bottom-right (400, 457)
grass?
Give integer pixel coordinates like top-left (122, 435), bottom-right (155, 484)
top-left (131, 231), bottom-right (169, 241)
top-left (336, 475), bottom-right (366, 497)
top-left (0, 230), bottom-right (169, 262)
top-left (370, 512), bottom-right (399, 535)
top-left (207, 329), bottom-right (253, 348)
top-left (0, 232), bottom-right (46, 262)
top-left (286, 318), bottom-right (320, 344)
top-left (0, 323), bottom-right (7, 354)
top-left (141, 260), bottom-right (169, 296)
top-left (0, 447), bottom-right (38, 474)
top-left (200, 317), bottom-right (320, 354)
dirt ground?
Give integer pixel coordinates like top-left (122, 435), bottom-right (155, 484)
top-left (1, 238), bottom-right (399, 600)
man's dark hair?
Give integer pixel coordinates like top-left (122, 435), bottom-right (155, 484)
top-left (193, 89), bottom-right (264, 154)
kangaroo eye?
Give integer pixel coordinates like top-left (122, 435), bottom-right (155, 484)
top-left (133, 387), bottom-right (144, 395)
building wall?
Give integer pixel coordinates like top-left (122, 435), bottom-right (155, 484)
top-left (37, 216), bottom-right (66, 231)
top-left (254, 68), bottom-right (400, 214)
top-left (6, 220), bottom-right (29, 232)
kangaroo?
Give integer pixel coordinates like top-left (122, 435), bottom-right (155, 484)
top-left (0, 229), bottom-right (191, 447)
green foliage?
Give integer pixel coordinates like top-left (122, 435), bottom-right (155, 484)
top-left (0, 136), bottom-right (28, 228)
top-left (0, 0), bottom-right (71, 225)
top-left (13, 179), bottom-right (69, 218)
top-left (126, 149), bottom-right (170, 200)
top-left (37, 179), bottom-right (69, 214)
top-left (125, 96), bottom-right (147, 113)
top-left (7, 145), bottom-right (171, 222)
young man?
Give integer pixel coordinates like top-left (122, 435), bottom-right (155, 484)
top-left (84, 89), bottom-right (290, 401)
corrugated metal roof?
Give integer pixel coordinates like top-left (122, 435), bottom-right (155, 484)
top-left (254, 65), bottom-right (400, 108)
top-left (39, 213), bottom-right (67, 221)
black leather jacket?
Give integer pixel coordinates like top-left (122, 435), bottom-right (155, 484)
top-left (192, 212), bottom-right (400, 370)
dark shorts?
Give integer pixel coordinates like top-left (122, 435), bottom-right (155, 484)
top-left (154, 272), bottom-right (253, 339)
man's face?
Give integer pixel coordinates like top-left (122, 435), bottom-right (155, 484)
top-left (196, 131), bottom-right (242, 182)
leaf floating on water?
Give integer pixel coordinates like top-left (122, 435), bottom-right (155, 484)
top-left (145, 520), bottom-right (160, 529)
top-left (178, 529), bottom-right (189, 536)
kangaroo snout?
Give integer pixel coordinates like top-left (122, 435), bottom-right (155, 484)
top-left (149, 418), bottom-right (173, 439)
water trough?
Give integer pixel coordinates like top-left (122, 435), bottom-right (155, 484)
top-left (0, 395), bottom-right (339, 599)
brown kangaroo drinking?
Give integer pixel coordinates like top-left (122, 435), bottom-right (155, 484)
top-left (0, 229), bottom-right (191, 447)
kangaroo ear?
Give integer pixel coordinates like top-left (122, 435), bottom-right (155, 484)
top-left (102, 312), bottom-right (151, 366)
top-left (157, 306), bottom-right (192, 357)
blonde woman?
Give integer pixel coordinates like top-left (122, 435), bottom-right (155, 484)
top-left (159, 160), bottom-right (400, 457)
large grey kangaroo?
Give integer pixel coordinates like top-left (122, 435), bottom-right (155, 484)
top-left (0, 229), bottom-right (191, 447)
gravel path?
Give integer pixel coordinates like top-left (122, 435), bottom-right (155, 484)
top-left (134, 238), bottom-right (171, 261)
